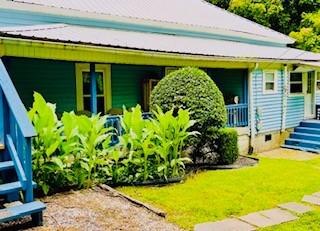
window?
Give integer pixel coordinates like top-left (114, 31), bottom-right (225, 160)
top-left (316, 72), bottom-right (320, 92)
top-left (165, 67), bottom-right (179, 75)
top-left (289, 72), bottom-right (303, 94)
top-left (76, 64), bottom-right (111, 114)
top-left (263, 71), bottom-right (277, 93)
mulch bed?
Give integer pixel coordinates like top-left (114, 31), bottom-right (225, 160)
top-left (0, 188), bottom-right (183, 231)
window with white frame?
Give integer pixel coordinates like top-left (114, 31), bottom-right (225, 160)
top-left (263, 71), bottom-right (277, 93)
top-left (316, 72), bottom-right (320, 91)
top-left (289, 72), bottom-right (303, 94)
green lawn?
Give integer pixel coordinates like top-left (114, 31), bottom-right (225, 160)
top-left (119, 157), bottom-right (320, 230)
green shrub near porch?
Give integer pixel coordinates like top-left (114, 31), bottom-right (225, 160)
top-left (217, 128), bottom-right (239, 165)
top-left (150, 67), bottom-right (227, 134)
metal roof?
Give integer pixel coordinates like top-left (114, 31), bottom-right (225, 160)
top-left (11, 0), bottom-right (294, 44)
top-left (0, 24), bottom-right (319, 61)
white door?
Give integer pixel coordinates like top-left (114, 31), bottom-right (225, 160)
top-left (304, 72), bottom-right (315, 119)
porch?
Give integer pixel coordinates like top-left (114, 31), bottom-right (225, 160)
top-left (3, 57), bottom-right (249, 128)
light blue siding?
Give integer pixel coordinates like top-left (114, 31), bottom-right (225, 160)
top-left (286, 96), bottom-right (304, 128)
top-left (252, 69), bottom-right (284, 133)
top-left (316, 93), bottom-right (320, 105)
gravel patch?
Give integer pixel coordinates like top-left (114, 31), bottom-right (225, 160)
top-left (0, 188), bottom-right (183, 231)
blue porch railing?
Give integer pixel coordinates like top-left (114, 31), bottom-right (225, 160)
top-left (226, 104), bottom-right (249, 127)
top-left (106, 112), bottom-right (152, 145)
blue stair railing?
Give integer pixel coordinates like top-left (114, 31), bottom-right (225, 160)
top-left (0, 60), bottom-right (45, 225)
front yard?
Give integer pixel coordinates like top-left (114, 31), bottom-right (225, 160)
top-left (120, 157), bottom-right (320, 230)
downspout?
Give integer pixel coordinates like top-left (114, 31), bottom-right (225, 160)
top-left (281, 65), bottom-right (288, 132)
top-left (249, 63), bottom-right (258, 153)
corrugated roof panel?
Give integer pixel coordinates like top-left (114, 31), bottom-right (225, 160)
top-left (12, 0), bottom-right (293, 44)
top-left (0, 24), bottom-right (319, 61)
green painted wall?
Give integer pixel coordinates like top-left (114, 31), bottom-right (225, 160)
top-left (208, 69), bottom-right (247, 104)
top-left (111, 64), bottom-right (163, 109)
top-left (3, 57), bottom-right (76, 113)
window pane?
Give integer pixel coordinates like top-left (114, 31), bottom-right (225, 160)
top-left (317, 82), bottom-right (320, 91)
top-left (83, 96), bottom-right (105, 113)
top-left (290, 83), bottom-right (303, 93)
top-left (265, 73), bottom-right (275, 82)
top-left (290, 73), bottom-right (302, 82)
top-left (82, 72), bottom-right (104, 95)
top-left (265, 82), bottom-right (275, 90)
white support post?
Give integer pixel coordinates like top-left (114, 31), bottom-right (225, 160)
top-left (249, 64), bottom-right (258, 152)
top-left (281, 65), bottom-right (288, 132)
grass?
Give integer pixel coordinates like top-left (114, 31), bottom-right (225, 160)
top-left (119, 157), bottom-right (320, 230)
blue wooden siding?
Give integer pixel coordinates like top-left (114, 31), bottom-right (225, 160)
top-left (316, 93), bottom-right (320, 105)
top-left (252, 69), bottom-right (284, 133)
top-left (111, 64), bottom-right (163, 109)
top-left (208, 69), bottom-right (247, 104)
top-left (286, 96), bottom-right (304, 128)
top-left (3, 57), bottom-right (76, 113)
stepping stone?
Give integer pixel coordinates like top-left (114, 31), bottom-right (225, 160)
top-left (239, 212), bottom-right (275, 228)
top-left (312, 192), bottom-right (320, 198)
top-left (195, 218), bottom-right (256, 231)
top-left (260, 208), bottom-right (298, 223)
top-left (278, 202), bottom-right (313, 214)
top-left (302, 195), bottom-right (320, 206)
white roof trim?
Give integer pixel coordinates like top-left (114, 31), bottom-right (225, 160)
top-left (1, 0), bottom-right (295, 45)
top-left (0, 24), bottom-right (317, 62)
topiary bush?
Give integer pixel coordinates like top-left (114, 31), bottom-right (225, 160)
top-left (150, 67), bottom-right (227, 135)
top-left (217, 128), bottom-right (239, 165)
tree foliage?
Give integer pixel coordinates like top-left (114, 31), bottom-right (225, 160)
top-left (208, 0), bottom-right (320, 52)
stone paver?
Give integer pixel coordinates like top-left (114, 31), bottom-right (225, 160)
top-left (194, 218), bottom-right (255, 231)
top-left (239, 212), bottom-right (275, 228)
top-left (260, 208), bottom-right (298, 223)
top-left (312, 192), bottom-right (320, 198)
top-left (278, 202), bottom-right (313, 214)
top-left (302, 195), bottom-right (320, 206)
top-left (258, 148), bottom-right (319, 161)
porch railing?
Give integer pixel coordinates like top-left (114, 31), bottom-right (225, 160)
top-left (106, 112), bottom-right (152, 145)
top-left (226, 104), bottom-right (248, 127)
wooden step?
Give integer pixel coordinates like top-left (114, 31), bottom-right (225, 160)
top-left (0, 201), bottom-right (45, 223)
top-left (0, 182), bottom-right (22, 195)
top-left (0, 161), bottom-right (14, 171)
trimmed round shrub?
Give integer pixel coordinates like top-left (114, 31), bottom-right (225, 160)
top-left (150, 67), bottom-right (227, 134)
top-left (217, 128), bottom-right (239, 164)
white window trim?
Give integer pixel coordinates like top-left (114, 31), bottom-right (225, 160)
top-left (165, 67), bottom-right (180, 75)
top-left (263, 70), bottom-right (278, 94)
top-left (75, 63), bottom-right (112, 114)
top-left (289, 71), bottom-right (304, 96)
top-left (316, 71), bottom-right (320, 92)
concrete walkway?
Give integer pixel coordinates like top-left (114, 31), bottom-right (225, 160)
top-left (195, 193), bottom-right (318, 231)
top-left (258, 148), bottom-right (320, 161)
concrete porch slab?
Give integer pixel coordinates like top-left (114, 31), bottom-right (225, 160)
top-left (278, 202), bottom-right (313, 214)
top-left (258, 148), bottom-right (320, 161)
top-left (194, 218), bottom-right (255, 231)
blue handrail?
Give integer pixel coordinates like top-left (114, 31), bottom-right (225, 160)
top-left (0, 61), bottom-right (36, 138)
top-left (0, 59), bottom-right (35, 203)
top-left (226, 104), bottom-right (249, 127)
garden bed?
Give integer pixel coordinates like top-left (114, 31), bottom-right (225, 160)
top-left (0, 188), bottom-right (182, 231)
top-left (187, 155), bottom-right (259, 171)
